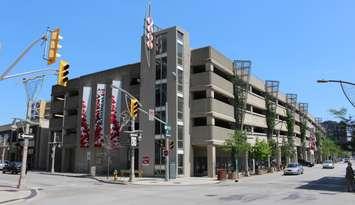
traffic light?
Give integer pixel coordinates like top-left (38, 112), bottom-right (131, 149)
top-left (47, 28), bottom-right (62, 65)
top-left (169, 141), bottom-right (174, 151)
top-left (145, 16), bottom-right (154, 50)
top-left (129, 98), bottom-right (139, 120)
top-left (57, 60), bottom-right (69, 87)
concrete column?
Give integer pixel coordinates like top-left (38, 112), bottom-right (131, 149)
top-left (207, 145), bottom-right (216, 178)
top-left (206, 62), bottom-right (214, 72)
top-left (207, 88), bottom-right (214, 98)
top-left (207, 116), bottom-right (215, 126)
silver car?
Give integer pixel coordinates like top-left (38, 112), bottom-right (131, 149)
top-left (284, 163), bottom-right (304, 175)
top-left (322, 160), bottom-right (334, 169)
top-left (0, 160), bottom-right (9, 170)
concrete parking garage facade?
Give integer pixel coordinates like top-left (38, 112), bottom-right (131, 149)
top-left (49, 25), bottom-right (324, 177)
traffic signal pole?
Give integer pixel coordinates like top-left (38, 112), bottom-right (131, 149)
top-left (129, 118), bottom-right (135, 182)
top-left (165, 102), bottom-right (169, 181)
top-left (17, 102), bottom-right (32, 189)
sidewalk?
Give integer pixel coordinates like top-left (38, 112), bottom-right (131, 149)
top-left (0, 185), bottom-right (37, 204)
top-left (94, 176), bottom-right (221, 186)
top-left (38, 171), bottom-right (220, 186)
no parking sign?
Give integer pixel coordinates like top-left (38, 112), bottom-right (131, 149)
top-left (142, 155), bottom-right (151, 166)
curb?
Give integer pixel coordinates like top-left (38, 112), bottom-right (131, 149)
top-left (0, 188), bottom-right (38, 205)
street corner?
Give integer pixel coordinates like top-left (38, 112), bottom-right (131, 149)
top-left (0, 185), bottom-right (38, 204)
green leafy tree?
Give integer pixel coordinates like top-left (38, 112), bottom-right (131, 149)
top-left (224, 130), bottom-right (251, 175)
top-left (285, 109), bottom-right (295, 160)
top-left (252, 138), bottom-right (272, 162)
top-left (300, 120), bottom-right (307, 160)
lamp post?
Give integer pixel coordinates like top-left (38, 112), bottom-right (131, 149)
top-left (317, 79), bottom-right (355, 108)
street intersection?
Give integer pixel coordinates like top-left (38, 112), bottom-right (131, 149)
top-left (0, 161), bottom-right (353, 205)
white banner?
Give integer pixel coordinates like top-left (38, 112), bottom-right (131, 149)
top-left (109, 80), bottom-right (122, 150)
top-left (80, 86), bottom-right (92, 148)
top-left (94, 84), bottom-right (106, 147)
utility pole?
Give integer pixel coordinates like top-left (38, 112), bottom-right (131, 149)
top-left (165, 102), bottom-right (169, 181)
top-left (17, 102), bottom-right (32, 189)
top-left (50, 132), bottom-right (59, 174)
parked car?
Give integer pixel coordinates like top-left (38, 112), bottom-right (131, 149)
top-left (322, 160), bottom-right (334, 169)
top-left (298, 159), bottom-right (314, 167)
top-left (0, 160), bottom-right (9, 170)
top-left (2, 161), bottom-right (22, 174)
top-left (344, 158), bottom-right (350, 163)
top-left (284, 163), bottom-right (304, 175)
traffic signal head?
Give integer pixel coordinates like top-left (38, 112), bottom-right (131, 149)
top-left (57, 60), bottom-right (69, 87)
top-left (129, 98), bottom-right (139, 120)
top-left (47, 28), bottom-right (62, 65)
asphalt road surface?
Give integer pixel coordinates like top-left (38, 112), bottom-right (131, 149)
top-left (0, 161), bottom-right (354, 205)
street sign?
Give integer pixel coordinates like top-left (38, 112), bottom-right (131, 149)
top-left (142, 155), bottom-right (151, 166)
top-left (165, 125), bottom-right (171, 137)
top-left (149, 109), bottom-right (155, 121)
top-left (87, 151), bottom-right (91, 161)
top-left (130, 133), bottom-right (138, 137)
top-left (20, 134), bottom-right (34, 139)
top-left (131, 136), bottom-right (137, 147)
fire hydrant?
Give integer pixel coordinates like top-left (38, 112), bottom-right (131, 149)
top-left (113, 170), bottom-right (118, 181)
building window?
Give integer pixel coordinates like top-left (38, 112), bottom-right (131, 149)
top-left (177, 31), bottom-right (184, 41)
top-left (155, 83), bottom-right (167, 107)
top-left (191, 65), bottom-right (205, 74)
top-left (215, 118), bottom-right (233, 129)
top-left (178, 154), bottom-right (184, 175)
top-left (177, 69), bottom-right (183, 93)
top-left (193, 117), bottom-right (207, 126)
top-left (178, 125), bottom-right (184, 149)
top-left (130, 77), bottom-right (140, 85)
top-left (156, 35), bottom-right (167, 55)
top-left (192, 91), bottom-right (206, 100)
top-left (213, 66), bottom-right (231, 81)
top-left (214, 92), bottom-right (232, 105)
top-left (155, 111), bottom-right (166, 135)
top-left (178, 97), bottom-right (183, 120)
top-left (177, 43), bottom-right (183, 66)
top-left (156, 57), bottom-right (167, 80)
top-left (155, 139), bottom-right (166, 165)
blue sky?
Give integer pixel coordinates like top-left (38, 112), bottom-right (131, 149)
top-left (0, 0), bottom-right (354, 124)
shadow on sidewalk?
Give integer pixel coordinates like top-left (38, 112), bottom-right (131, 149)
top-left (297, 177), bottom-right (349, 193)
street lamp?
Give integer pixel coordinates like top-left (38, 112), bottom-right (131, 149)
top-left (317, 79), bottom-right (355, 108)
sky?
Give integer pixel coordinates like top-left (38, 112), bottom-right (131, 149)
top-left (0, 0), bottom-right (354, 124)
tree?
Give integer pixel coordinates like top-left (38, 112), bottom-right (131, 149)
top-left (285, 109), bottom-right (295, 161)
top-left (223, 130), bottom-right (251, 176)
top-left (252, 138), bottom-right (272, 163)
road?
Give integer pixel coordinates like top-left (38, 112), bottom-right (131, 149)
top-left (0, 161), bottom-right (353, 205)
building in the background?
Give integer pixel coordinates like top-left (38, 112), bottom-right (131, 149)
top-left (0, 100), bottom-right (50, 170)
top-left (49, 25), bottom-right (325, 177)
top-left (322, 120), bottom-right (355, 150)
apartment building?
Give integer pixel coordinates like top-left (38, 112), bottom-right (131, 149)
top-left (0, 100), bottom-right (51, 170)
top-left (49, 26), bottom-right (324, 177)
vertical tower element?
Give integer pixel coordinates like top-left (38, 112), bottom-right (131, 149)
top-left (265, 80), bottom-right (280, 141)
top-left (286, 93), bottom-right (297, 162)
top-left (233, 60), bottom-right (251, 131)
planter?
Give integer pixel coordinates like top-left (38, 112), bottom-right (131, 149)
top-left (256, 169), bottom-right (267, 175)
